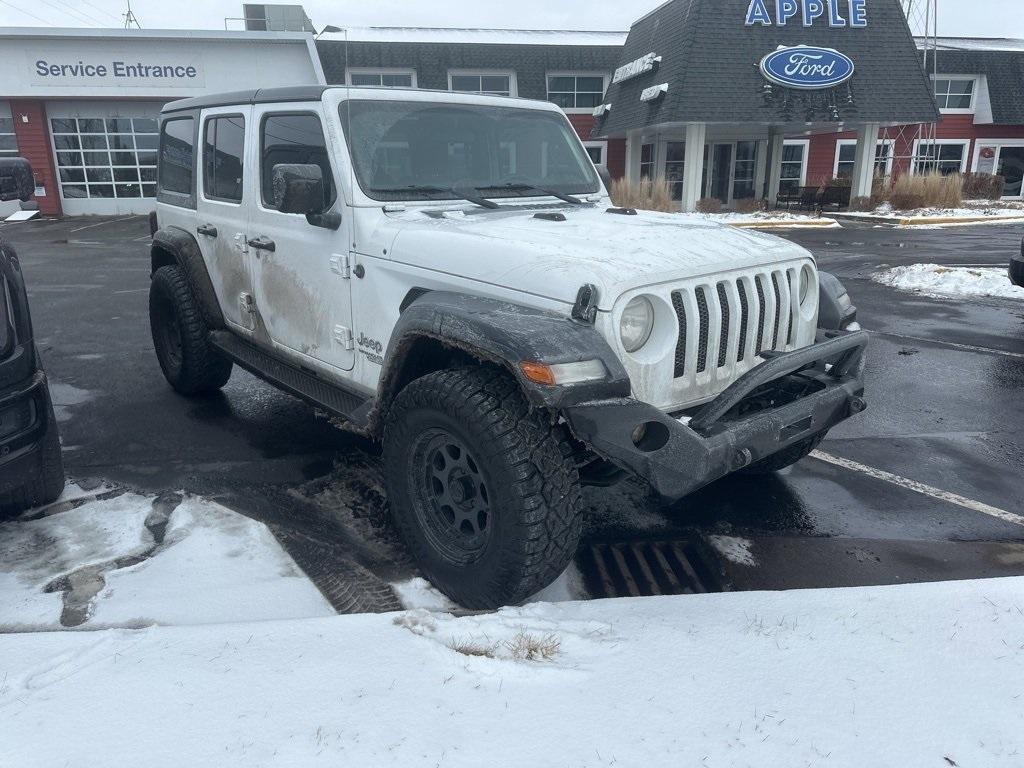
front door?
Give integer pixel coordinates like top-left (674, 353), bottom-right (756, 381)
top-left (246, 105), bottom-right (355, 372)
top-left (998, 147), bottom-right (1024, 199)
top-left (195, 106), bottom-right (253, 332)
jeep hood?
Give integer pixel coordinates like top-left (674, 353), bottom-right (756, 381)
top-left (377, 205), bottom-right (814, 311)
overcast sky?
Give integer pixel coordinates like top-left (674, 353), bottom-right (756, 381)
top-left (0, 0), bottom-right (1019, 38)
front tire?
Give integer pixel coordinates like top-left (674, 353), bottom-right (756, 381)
top-left (149, 265), bottom-right (232, 396)
top-left (383, 367), bottom-right (582, 609)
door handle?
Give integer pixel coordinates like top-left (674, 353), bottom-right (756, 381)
top-left (196, 224), bottom-right (218, 238)
top-left (246, 236), bottom-right (276, 253)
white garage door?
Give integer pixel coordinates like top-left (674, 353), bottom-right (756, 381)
top-left (1, 102), bottom-right (20, 217)
top-left (48, 101), bottom-right (166, 216)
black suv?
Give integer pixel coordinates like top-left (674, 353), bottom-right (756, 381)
top-left (0, 157), bottom-right (64, 517)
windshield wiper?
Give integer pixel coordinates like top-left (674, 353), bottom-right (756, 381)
top-left (369, 185), bottom-right (500, 210)
top-left (476, 183), bottom-right (585, 206)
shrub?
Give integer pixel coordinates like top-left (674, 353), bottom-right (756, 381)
top-left (735, 197), bottom-right (767, 214)
top-left (962, 172), bottom-right (1005, 201)
top-left (887, 173), bottom-right (963, 211)
top-left (696, 197), bottom-right (724, 213)
top-left (609, 178), bottom-right (675, 213)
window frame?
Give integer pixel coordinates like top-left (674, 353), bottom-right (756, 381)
top-left (345, 68), bottom-right (417, 89)
top-left (833, 138), bottom-right (895, 180)
top-left (0, 102), bottom-right (17, 158)
top-left (779, 139), bottom-right (809, 192)
top-left (201, 113), bottom-right (246, 205)
top-left (583, 140), bottom-right (607, 167)
top-left (156, 114), bottom-right (198, 209)
top-left (258, 110), bottom-right (337, 212)
top-left (447, 70), bottom-right (517, 98)
top-left (546, 71), bottom-right (609, 114)
top-left (931, 75), bottom-right (978, 114)
top-left (911, 138), bottom-right (971, 176)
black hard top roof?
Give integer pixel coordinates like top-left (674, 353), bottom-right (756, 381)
top-left (161, 85), bottom-right (332, 114)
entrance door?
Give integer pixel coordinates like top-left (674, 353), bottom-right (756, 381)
top-left (708, 144), bottom-right (733, 205)
top-left (247, 105), bottom-right (355, 372)
top-left (998, 147), bottom-right (1024, 198)
top-left (195, 106), bottom-right (254, 333)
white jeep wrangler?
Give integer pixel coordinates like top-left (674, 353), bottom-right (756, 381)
top-left (149, 86), bottom-right (867, 608)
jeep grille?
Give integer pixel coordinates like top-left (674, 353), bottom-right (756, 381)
top-left (670, 267), bottom-right (800, 384)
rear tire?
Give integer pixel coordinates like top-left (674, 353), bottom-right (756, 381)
top-left (0, 394), bottom-right (65, 520)
top-left (741, 432), bottom-right (826, 474)
top-left (149, 265), bottom-right (232, 396)
top-left (383, 366), bottom-right (582, 609)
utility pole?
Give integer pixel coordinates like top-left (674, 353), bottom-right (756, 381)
top-left (123, 0), bottom-right (141, 29)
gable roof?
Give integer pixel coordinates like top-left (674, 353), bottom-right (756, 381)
top-left (595, 0), bottom-right (940, 136)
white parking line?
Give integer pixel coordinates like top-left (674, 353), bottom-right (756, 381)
top-left (810, 450), bottom-right (1024, 527)
top-left (869, 330), bottom-right (1024, 360)
top-left (70, 215), bottom-right (140, 233)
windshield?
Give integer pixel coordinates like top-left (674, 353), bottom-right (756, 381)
top-left (340, 99), bottom-right (600, 203)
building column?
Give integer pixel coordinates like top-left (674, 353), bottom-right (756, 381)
top-left (10, 100), bottom-right (62, 217)
top-left (754, 138), bottom-right (769, 201)
top-left (680, 123), bottom-right (707, 213)
top-left (765, 129), bottom-right (785, 204)
top-left (625, 130), bottom-right (643, 183)
top-left (850, 122), bottom-right (880, 200)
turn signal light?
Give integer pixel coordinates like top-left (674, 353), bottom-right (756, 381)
top-left (519, 359), bottom-right (606, 386)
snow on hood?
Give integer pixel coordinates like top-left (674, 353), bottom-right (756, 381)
top-left (377, 205), bottom-right (813, 310)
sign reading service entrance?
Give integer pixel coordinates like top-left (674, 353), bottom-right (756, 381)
top-left (27, 52), bottom-right (205, 89)
top-left (759, 46), bottom-right (855, 89)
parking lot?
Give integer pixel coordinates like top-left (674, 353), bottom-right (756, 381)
top-left (3, 214), bottom-right (1023, 610)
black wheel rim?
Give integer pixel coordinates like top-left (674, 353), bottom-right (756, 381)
top-left (155, 294), bottom-right (183, 371)
top-left (409, 428), bottom-right (492, 564)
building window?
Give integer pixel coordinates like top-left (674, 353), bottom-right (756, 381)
top-left (203, 115), bottom-right (245, 203)
top-left (733, 141), bottom-right (758, 200)
top-left (665, 142), bottom-right (686, 201)
top-left (54, 114), bottom-right (161, 201)
top-left (834, 141), bottom-right (893, 180)
top-left (583, 141), bottom-right (607, 166)
top-left (779, 141), bottom-right (807, 192)
top-left (346, 69), bottom-right (416, 88)
top-left (933, 77), bottom-right (976, 112)
top-left (260, 113), bottom-right (334, 208)
top-left (449, 72), bottom-right (514, 97)
top-left (913, 141), bottom-right (969, 176)
top-left (547, 74), bottom-right (606, 110)
top-left (0, 103), bottom-right (16, 158)
top-left (157, 117), bottom-right (194, 198)
top-left (639, 143), bottom-right (655, 180)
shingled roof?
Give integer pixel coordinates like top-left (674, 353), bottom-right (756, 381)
top-left (595, 0), bottom-right (940, 137)
top-left (931, 48), bottom-right (1024, 124)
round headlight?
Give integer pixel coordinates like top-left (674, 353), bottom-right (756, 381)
top-left (620, 296), bottom-right (655, 353)
top-left (799, 265), bottom-right (816, 307)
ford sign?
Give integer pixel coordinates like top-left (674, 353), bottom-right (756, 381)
top-left (759, 46), bottom-right (855, 90)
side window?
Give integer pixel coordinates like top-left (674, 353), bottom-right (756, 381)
top-left (203, 115), bottom-right (245, 203)
top-left (260, 113), bottom-right (334, 209)
top-left (158, 117), bottom-right (195, 198)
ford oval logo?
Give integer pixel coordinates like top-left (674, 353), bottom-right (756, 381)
top-left (759, 46), bottom-right (855, 90)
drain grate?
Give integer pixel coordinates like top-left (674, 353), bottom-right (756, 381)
top-left (578, 539), bottom-right (723, 598)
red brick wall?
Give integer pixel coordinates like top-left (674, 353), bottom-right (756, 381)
top-left (567, 113), bottom-right (626, 180)
top-left (10, 100), bottom-right (60, 217)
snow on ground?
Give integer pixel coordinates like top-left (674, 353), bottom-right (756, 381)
top-left (841, 201), bottom-right (1024, 225)
top-left (873, 263), bottom-right (1024, 300)
top-left (707, 535), bottom-right (757, 567)
top-left (696, 210), bottom-right (841, 228)
top-left (393, 563), bottom-right (587, 612)
top-left (2, 577), bottom-right (1022, 766)
top-left (0, 493), bottom-right (333, 631)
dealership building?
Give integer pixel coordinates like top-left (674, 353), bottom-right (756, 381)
top-left (1, 0), bottom-right (1023, 217)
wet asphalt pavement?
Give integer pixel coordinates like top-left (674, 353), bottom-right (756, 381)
top-left (2, 213), bottom-right (1023, 607)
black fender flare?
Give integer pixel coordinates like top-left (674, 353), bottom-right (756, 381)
top-left (150, 226), bottom-right (225, 329)
top-left (371, 291), bottom-right (631, 427)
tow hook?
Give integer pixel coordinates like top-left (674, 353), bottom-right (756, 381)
top-left (731, 448), bottom-right (753, 470)
top-left (849, 396), bottom-right (867, 415)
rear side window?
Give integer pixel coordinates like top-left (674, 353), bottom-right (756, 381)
top-left (203, 115), bottom-right (245, 203)
top-left (260, 113), bottom-right (334, 208)
top-left (159, 117), bottom-right (195, 196)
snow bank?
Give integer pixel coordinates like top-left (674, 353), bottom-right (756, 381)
top-left (0, 493), bottom-right (333, 631)
top-left (2, 577), bottom-right (1022, 766)
top-left (873, 264), bottom-right (1024, 300)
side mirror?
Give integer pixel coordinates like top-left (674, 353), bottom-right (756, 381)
top-left (595, 163), bottom-right (613, 192)
top-left (0, 157), bottom-right (34, 203)
top-left (272, 163), bottom-right (326, 215)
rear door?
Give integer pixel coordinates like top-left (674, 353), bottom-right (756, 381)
top-left (246, 105), bottom-right (355, 372)
top-left (195, 106), bottom-right (254, 333)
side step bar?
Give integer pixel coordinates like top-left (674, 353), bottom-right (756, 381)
top-left (208, 330), bottom-right (373, 429)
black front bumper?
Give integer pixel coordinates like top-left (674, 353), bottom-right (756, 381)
top-left (0, 371), bottom-right (55, 495)
top-left (1010, 250), bottom-right (1024, 289)
top-left (564, 330), bottom-right (869, 500)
